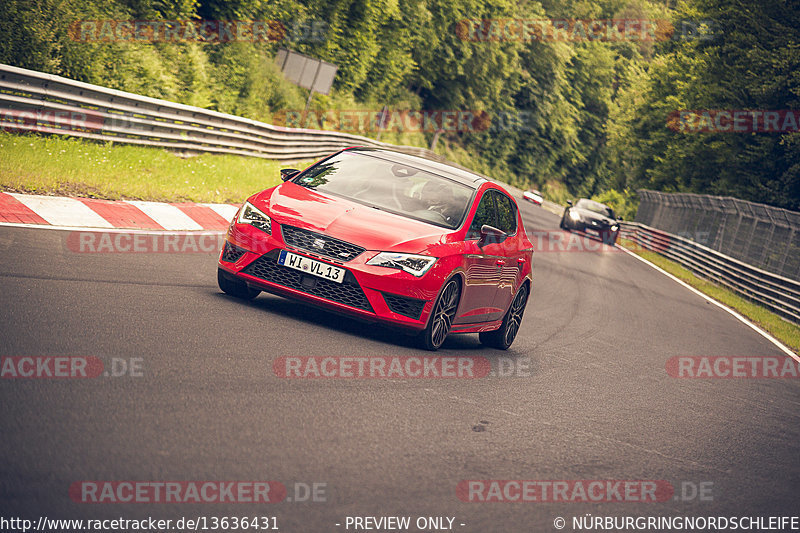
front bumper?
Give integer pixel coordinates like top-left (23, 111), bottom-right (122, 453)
top-left (218, 222), bottom-right (447, 331)
top-left (573, 222), bottom-right (619, 242)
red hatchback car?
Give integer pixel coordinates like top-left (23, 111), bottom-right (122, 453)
top-left (218, 148), bottom-right (534, 350)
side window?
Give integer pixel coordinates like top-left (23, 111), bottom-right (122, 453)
top-left (466, 191), bottom-right (497, 239)
top-left (495, 193), bottom-right (517, 235)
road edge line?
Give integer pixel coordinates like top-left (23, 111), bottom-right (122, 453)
top-left (618, 245), bottom-right (799, 362)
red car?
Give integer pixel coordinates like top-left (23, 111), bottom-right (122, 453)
top-left (218, 148), bottom-right (534, 350)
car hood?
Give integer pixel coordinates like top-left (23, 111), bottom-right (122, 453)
top-left (575, 208), bottom-right (617, 226)
top-left (250, 183), bottom-right (451, 253)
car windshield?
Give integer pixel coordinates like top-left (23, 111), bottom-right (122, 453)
top-left (576, 199), bottom-right (615, 218)
top-left (292, 151), bottom-right (475, 229)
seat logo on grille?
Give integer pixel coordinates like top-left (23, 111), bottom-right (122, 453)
top-left (312, 238), bottom-right (326, 249)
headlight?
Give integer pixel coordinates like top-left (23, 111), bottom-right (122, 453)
top-left (611, 224), bottom-right (619, 231)
top-left (569, 210), bottom-right (581, 221)
top-left (237, 202), bottom-right (271, 234)
top-left (367, 252), bottom-right (437, 277)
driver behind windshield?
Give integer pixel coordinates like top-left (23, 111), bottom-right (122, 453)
top-left (420, 180), bottom-right (461, 225)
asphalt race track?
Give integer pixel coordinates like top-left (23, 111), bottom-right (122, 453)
top-left (1, 203), bottom-right (799, 531)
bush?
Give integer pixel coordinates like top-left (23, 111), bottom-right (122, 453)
top-left (592, 189), bottom-right (639, 221)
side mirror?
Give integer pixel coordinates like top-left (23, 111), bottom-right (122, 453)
top-left (280, 168), bottom-right (300, 181)
top-left (479, 224), bottom-right (507, 247)
top-left (566, 200), bottom-right (573, 206)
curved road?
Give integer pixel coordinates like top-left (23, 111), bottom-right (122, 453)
top-left (1, 203), bottom-right (798, 531)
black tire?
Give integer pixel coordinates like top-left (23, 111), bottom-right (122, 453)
top-left (602, 230), bottom-right (618, 247)
top-left (419, 278), bottom-right (461, 351)
top-left (479, 284), bottom-right (529, 350)
top-left (218, 268), bottom-right (260, 300)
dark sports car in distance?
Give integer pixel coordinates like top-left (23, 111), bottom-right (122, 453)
top-left (218, 147), bottom-right (534, 350)
top-left (559, 198), bottom-right (622, 245)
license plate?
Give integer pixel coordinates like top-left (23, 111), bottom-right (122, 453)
top-left (278, 250), bottom-right (345, 284)
top-left (585, 228), bottom-right (599, 235)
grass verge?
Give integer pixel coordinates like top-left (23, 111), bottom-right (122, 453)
top-left (0, 132), bottom-right (311, 203)
top-left (619, 238), bottom-right (800, 354)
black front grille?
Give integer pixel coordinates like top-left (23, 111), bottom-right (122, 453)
top-left (242, 251), bottom-right (373, 312)
top-left (221, 241), bottom-right (247, 263)
top-left (383, 293), bottom-right (426, 320)
top-left (281, 225), bottom-right (365, 262)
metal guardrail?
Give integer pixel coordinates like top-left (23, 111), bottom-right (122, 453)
top-left (636, 189), bottom-right (800, 282)
top-left (0, 63), bottom-right (442, 162)
top-left (620, 221), bottom-right (800, 325)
